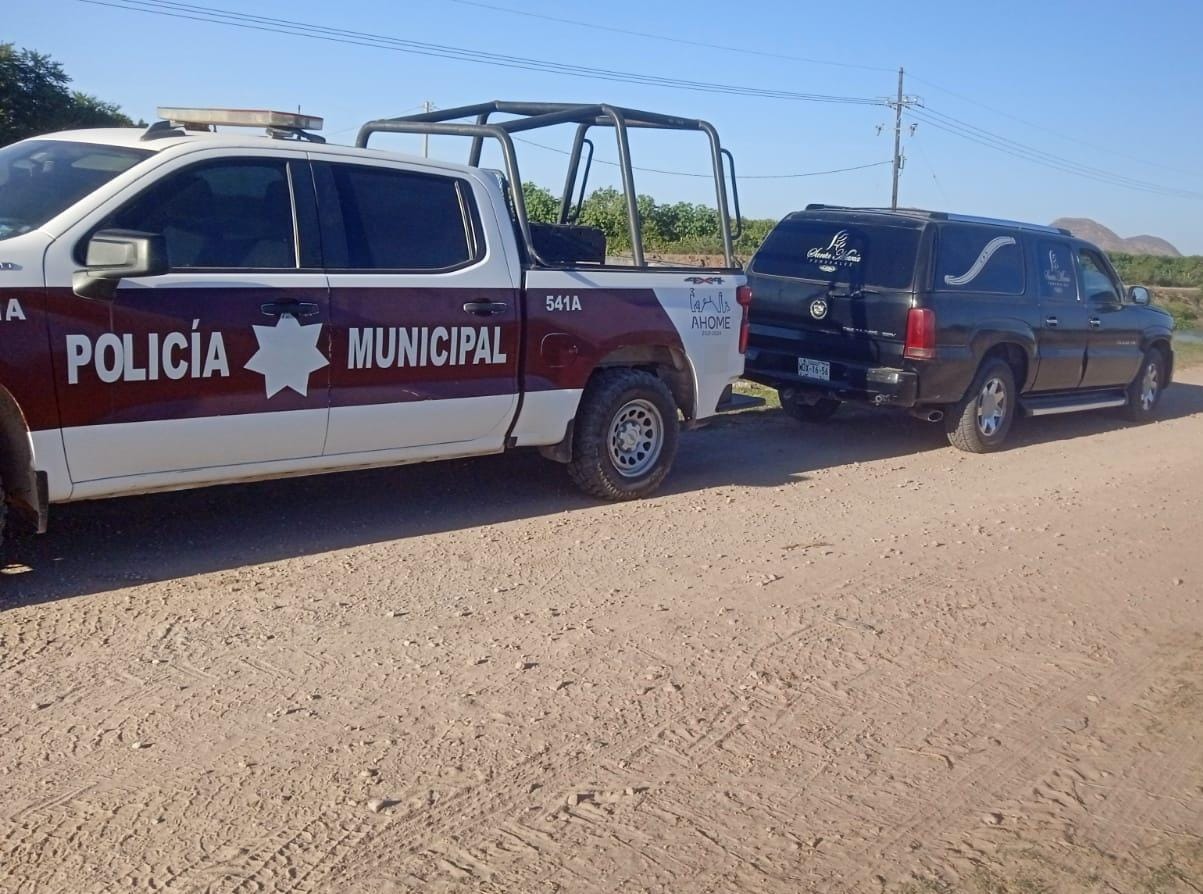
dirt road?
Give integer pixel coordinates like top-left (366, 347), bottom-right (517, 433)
top-left (4, 370), bottom-right (1203, 894)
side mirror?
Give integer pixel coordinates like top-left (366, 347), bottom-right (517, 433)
top-left (1129, 285), bottom-right (1151, 306)
top-left (72, 229), bottom-right (168, 300)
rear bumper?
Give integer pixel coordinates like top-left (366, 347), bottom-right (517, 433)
top-left (745, 347), bottom-right (919, 407)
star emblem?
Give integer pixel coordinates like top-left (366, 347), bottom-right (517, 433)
top-left (244, 315), bottom-right (329, 399)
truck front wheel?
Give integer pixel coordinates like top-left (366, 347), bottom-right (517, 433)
top-left (567, 368), bottom-right (680, 500)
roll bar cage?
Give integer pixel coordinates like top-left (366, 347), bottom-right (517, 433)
top-left (356, 101), bottom-right (741, 269)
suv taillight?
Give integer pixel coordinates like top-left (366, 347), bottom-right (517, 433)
top-left (736, 285), bottom-right (753, 354)
top-left (903, 307), bottom-right (936, 361)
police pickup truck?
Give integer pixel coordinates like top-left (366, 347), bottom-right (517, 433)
top-left (0, 103), bottom-right (749, 543)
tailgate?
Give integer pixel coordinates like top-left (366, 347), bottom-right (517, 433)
top-left (750, 277), bottom-right (913, 364)
top-left (747, 215), bottom-right (923, 365)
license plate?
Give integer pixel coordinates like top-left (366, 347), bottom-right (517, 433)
top-left (797, 358), bottom-right (831, 381)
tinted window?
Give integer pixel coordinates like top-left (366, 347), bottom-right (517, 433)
top-left (1078, 249), bottom-right (1121, 303)
top-left (935, 225), bottom-right (1024, 295)
top-left (317, 164), bottom-right (474, 270)
top-left (1037, 241), bottom-right (1078, 300)
top-left (752, 219), bottom-right (920, 290)
top-left (97, 159), bottom-right (296, 269)
top-left (0, 140), bottom-right (151, 241)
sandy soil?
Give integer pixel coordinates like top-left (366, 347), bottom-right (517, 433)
top-left (3, 369), bottom-right (1203, 894)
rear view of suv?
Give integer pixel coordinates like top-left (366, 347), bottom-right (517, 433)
top-left (743, 206), bottom-right (1175, 451)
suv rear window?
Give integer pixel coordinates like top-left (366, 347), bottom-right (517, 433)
top-left (751, 218), bottom-right (920, 290)
top-left (935, 224), bottom-right (1025, 295)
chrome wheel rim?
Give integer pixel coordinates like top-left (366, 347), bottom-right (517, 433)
top-left (608, 399), bottom-right (664, 478)
top-left (1140, 361), bottom-right (1160, 411)
top-left (977, 376), bottom-right (1007, 437)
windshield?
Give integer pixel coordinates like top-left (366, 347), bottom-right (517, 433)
top-left (752, 218), bottom-right (922, 291)
top-left (0, 139), bottom-right (152, 241)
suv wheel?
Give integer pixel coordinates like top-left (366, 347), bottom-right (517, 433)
top-left (568, 369), bottom-right (680, 500)
top-left (778, 391), bottom-right (840, 423)
top-left (945, 358), bottom-right (1016, 453)
top-left (1124, 347), bottom-right (1166, 422)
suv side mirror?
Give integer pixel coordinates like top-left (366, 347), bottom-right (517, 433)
top-left (1129, 285), bottom-right (1151, 306)
top-left (72, 229), bottom-right (168, 300)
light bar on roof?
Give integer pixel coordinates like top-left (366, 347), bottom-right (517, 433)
top-left (156, 107), bottom-right (324, 130)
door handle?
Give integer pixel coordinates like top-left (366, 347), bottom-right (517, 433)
top-left (1044, 316), bottom-right (1059, 328)
top-left (261, 301), bottom-right (320, 318)
top-left (462, 301), bottom-right (509, 316)
top-left (1089, 317), bottom-right (1102, 329)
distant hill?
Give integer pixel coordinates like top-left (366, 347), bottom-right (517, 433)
top-left (1051, 217), bottom-right (1182, 257)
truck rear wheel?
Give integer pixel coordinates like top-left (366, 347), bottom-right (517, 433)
top-left (568, 368), bottom-right (680, 500)
top-left (944, 357), bottom-right (1016, 453)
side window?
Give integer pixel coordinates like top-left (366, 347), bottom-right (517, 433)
top-left (934, 225), bottom-right (1025, 295)
top-left (1037, 241), bottom-right (1078, 301)
top-left (94, 159), bottom-right (296, 269)
top-left (1077, 249), bottom-right (1121, 303)
top-left (316, 163), bottom-right (477, 270)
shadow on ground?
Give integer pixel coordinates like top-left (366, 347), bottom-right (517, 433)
top-left (4, 382), bottom-right (1202, 606)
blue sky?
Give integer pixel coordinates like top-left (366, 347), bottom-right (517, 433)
top-left (10, 0), bottom-right (1203, 253)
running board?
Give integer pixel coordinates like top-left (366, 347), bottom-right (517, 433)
top-left (1021, 392), bottom-right (1127, 417)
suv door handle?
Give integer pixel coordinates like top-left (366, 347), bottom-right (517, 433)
top-left (261, 300), bottom-right (320, 318)
top-left (1088, 317), bottom-right (1102, 329)
top-left (1044, 316), bottom-right (1059, 327)
top-left (463, 301), bottom-right (509, 316)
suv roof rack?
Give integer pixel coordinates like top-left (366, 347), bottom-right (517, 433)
top-left (357, 101), bottom-right (741, 269)
top-left (802, 204), bottom-right (1072, 236)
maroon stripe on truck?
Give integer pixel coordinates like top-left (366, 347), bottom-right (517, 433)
top-left (522, 287), bottom-right (682, 391)
top-left (15, 284), bottom-right (683, 432)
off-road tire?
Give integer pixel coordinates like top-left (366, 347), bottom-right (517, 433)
top-left (567, 368), bottom-right (680, 501)
top-left (945, 357), bottom-right (1016, 453)
top-left (778, 391), bottom-right (841, 423)
top-left (1123, 346), bottom-right (1167, 422)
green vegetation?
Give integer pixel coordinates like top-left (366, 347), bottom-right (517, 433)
top-left (1177, 340), bottom-right (1203, 367)
top-left (522, 182), bottom-right (774, 258)
top-left (522, 184), bottom-right (1203, 296)
top-left (0, 44), bottom-right (135, 146)
top-left (1150, 288), bottom-right (1203, 330)
top-left (1109, 253), bottom-right (1203, 288)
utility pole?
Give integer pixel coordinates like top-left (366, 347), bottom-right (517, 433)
top-left (886, 68), bottom-right (922, 209)
top-left (890, 68), bottom-right (904, 210)
top-left (422, 100), bottom-right (432, 158)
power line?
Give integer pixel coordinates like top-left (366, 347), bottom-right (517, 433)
top-left (443, 0), bottom-right (895, 74)
top-left (79, 0), bottom-right (887, 106)
top-left (913, 107), bottom-right (1203, 197)
top-left (906, 125), bottom-right (949, 205)
top-left (908, 72), bottom-right (1200, 181)
top-left (76, 0), bottom-right (1198, 202)
top-left (439, 1), bottom-right (1197, 191)
top-left (512, 134), bottom-right (891, 179)
top-left (906, 108), bottom-right (1203, 200)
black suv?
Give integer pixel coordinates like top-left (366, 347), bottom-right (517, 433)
top-left (743, 206), bottom-right (1175, 452)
